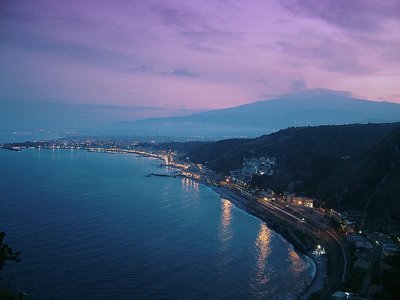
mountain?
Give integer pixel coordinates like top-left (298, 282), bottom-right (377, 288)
top-left (114, 89), bottom-right (400, 139)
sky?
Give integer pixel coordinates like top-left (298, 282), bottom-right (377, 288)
top-left (1, 0), bottom-right (400, 120)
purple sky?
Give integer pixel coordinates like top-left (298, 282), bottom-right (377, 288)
top-left (1, 0), bottom-right (400, 118)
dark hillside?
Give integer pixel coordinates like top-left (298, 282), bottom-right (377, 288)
top-left (187, 123), bottom-right (399, 184)
top-left (183, 122), bottom-right (400, 229)
top-left (315, 126), bottom-right (400, 228)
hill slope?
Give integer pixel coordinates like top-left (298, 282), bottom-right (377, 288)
top-left (181, 122), bottom-right (400, 228)
top-left (316, 127), bottom-right (400, 227)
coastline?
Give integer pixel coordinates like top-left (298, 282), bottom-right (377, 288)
top-left (107, 149), bottom-right (325, 299)
top-left (3, 148), bottom-right (316, 299)
top-left (108, 148), bottom-right (324, 299)
top-left (205, 183), bottom-right (323, 300)
top-left (7, 148), bottom-right (325, 299)
top-left (300, 254), bottom-right (327, 300)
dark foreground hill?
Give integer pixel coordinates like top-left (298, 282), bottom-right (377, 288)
top-left (176, 122), bottom-right (400, 228)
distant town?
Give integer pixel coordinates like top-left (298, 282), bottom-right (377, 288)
top-left (2, 137), bottom-right (399, 300)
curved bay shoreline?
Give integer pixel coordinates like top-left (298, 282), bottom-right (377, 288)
top-left (107, 149), bottom-right (327, 299)
top-left (1, 148), bottom-right (319, 300)
top-left (206, 183), bottom-right (324, 300)
top-left (3, 147), bottom-right (328, 299)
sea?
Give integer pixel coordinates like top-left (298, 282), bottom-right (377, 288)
top-left (0, 149), bottom-right (314, 299)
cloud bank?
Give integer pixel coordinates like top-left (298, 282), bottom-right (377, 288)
top-left (1, 0), bottom-right (399, 115)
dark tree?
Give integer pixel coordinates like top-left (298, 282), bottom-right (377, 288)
top-left (0, 232), bottom-right (20, 271)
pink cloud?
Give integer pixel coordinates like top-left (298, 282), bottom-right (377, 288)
top-left (1, 0), bottom-right (399, 118)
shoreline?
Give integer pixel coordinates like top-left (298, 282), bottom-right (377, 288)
top-left (8, 148), bottom-right (325, 299)
top-left (300, 254), bottom-right (327, 300)
top-left (111, 148), bottom-right (326, 300)
top-left (99, 148), bottom-right (326, 299)
top-left (205, 183), bottom-right (323, 300)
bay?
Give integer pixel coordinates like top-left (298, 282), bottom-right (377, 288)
top-left (0, 149), bottom-right (314, 299)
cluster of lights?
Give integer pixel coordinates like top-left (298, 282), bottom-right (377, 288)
top-left (313, 244), bottom-right (326, 255)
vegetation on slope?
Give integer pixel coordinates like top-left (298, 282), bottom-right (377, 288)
top-left (180, 122), bottom-right (400, 228)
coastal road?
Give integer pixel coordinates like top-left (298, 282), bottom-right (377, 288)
top-left (215, 185), bottom-right (346, 300)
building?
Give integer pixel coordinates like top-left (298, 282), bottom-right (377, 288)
top-left (331, 291), bottom-right (347, 300)
top-left (373, 232), bottom-right (398, 256)
top-left (331, 291), bottom-right (368, 300)
top-left (343, 210), bottom-right (366, 226)
top-left (353, 258), bottom-right (369, 271)
top-left (292, 196), bottom-right (314, 208)
top-left (242, 156), bottom-right (277, 177)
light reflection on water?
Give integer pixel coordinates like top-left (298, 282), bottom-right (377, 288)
top-left (181, 177), bottom-right (199, 194)
top-left (288, 247), bottom-right (306, 273)
top-left (217, 199), bottom-right (234, 271)
top-left (165, 166), bottom-right (175, 173)
top-left (255, 223), bottom-right (272, 284)
top-left (218, 199), bottom-right (233, 256)
top-left (0, 150), bottom-right (314, 299)
top-left (250, 222), bottom-right (274, 299)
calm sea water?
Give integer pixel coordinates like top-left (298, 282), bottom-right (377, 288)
top-left (0, 149), bottom-right (314, 299)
